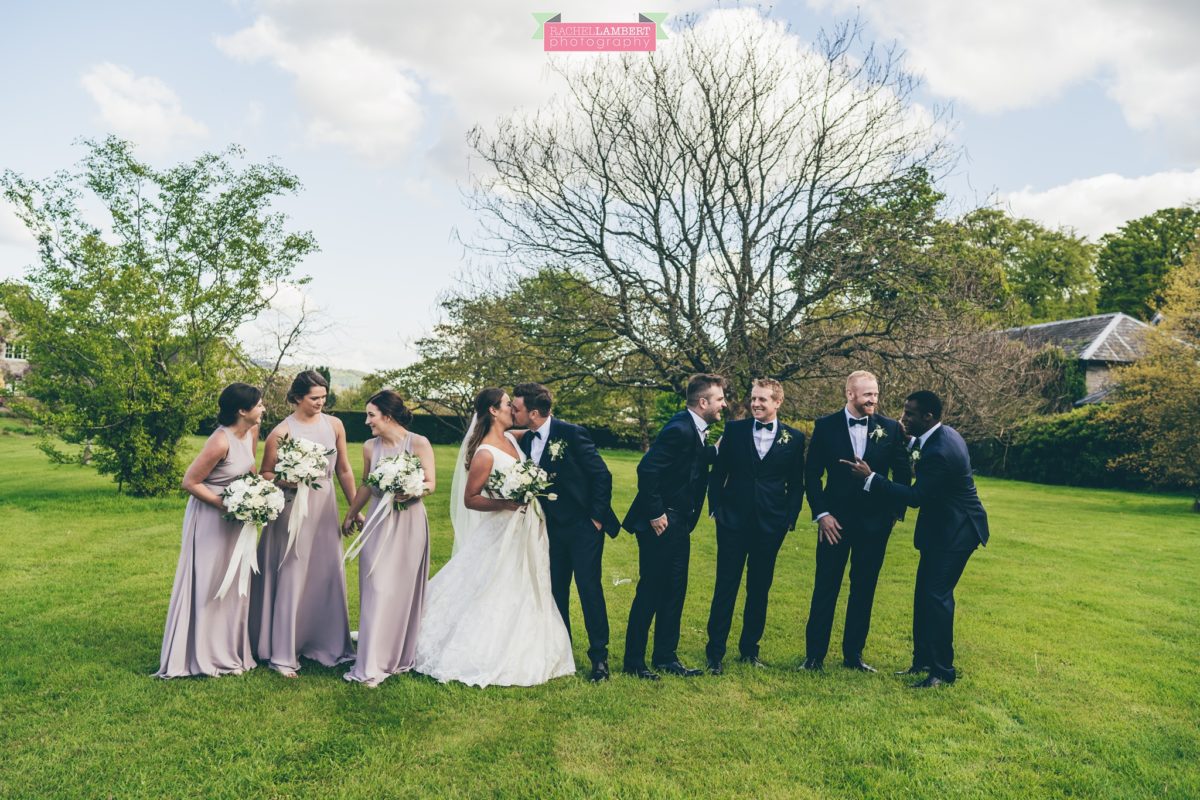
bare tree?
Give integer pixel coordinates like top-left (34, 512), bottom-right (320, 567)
top-left (468, 12), bottom-right (975, 396)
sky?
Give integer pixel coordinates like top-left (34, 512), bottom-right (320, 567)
top-left (2, 0), bottom-right (1199, 372)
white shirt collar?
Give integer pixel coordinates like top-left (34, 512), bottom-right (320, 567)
top-left (533, 415), bottom-right (553, 439)
top-left (844, 406), bottom-right (869, 423)
top-left (687, 408), bottom-right (708, 433)
top-left (915, 421), bottom-right (942, 449)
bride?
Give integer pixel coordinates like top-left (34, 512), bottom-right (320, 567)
top-left (413, 387), bottom-right (576, 687)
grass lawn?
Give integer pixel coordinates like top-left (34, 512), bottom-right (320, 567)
top-left (1, 420), bottom-right (1198, 799)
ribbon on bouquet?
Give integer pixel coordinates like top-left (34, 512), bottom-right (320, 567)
top-left (215, 521), bottom-right (261, 600)
top-left (281, 483), bottom-right (310, 565)
top-left (343, 491), bottom-right (395, 578)
top-left (518, 501), bottom-right (547, 612)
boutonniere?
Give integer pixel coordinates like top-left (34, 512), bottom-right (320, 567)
top-left (869, 426), bottom-right (887, 442)
top-left (909, 448), bottom-right (921, 466)
top-left (547, 439), bottom-right (567, 461)
top-left (779, 429), bottom-right (793, 445)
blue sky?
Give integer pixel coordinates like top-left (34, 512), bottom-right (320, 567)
top-left (3, 1), bottom-right (1198, 371)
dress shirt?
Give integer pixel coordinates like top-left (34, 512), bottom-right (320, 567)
top-left (528, 415), bottom-right (553, 463)
top-left (687, 408), bottom-right (709, 445)
top-left (753, 417), bottom-right (776, 459)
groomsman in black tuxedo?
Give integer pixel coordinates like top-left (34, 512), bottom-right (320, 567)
top-left (622, 374), bottom-right (727, 680)
top-left (802, 370), bottom-right (911, 673)
top-left (704, 378), bottom-right (806, 674)
top-left (843, 390), bottom-right (989, 687)
top-left (511, 383), bottom-right (622, 683)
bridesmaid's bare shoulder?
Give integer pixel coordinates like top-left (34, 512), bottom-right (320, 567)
top-left (264, 419), bottom-right (290, 443)
top-left (325, 413), bottom-right (346, 434)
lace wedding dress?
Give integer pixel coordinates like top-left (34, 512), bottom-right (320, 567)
top-left (413, 431), bottom-right (575, 687)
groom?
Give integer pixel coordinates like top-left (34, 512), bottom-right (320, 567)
top-left (622, 373), bottom-right (727, 680)
top-left (512, 383), bottom-right (621, 683)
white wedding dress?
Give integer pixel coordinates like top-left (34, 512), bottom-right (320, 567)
top-left (413, 432), bottom-right (576, 687)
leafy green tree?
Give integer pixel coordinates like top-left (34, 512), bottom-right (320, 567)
top-left (959, 208), bottom-right (1098, 323)
top-left (1097, 206), bottom-right (1200, 319)
top-left (1101, 241), bottom-right (1200, 508)
top-left (0, 137), bottom-right (316, 495)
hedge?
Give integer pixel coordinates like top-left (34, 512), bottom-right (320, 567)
top-left (969, 405), bottom-right (1142, 490)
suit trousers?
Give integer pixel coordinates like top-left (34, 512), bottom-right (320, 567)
top-left (804, 518), bottom-right (893, 663)
top-left (912, 546), bottom-right (975, 681)
top-left (705, 521), bottom-right (786, 662)
top-left (623, 514), bottom-right (692, 669)
top-left (547, 516), bottom-right (609, 663)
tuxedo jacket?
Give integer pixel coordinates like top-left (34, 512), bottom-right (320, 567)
top-left (868, 424), bottom-right (989, 552)
top-left (806, 410), bottom-right (911, 528)
top-left (622, 410), bottom-right (716, 535)
top-left (520, 417), bottom-right (621, 537)
top-left (708, 417), bottom-right (806, 535)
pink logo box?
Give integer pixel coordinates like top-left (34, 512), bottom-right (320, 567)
top-left (533, 13), bottom-right (668, 52)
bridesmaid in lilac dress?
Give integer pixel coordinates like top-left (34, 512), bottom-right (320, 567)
top-left (156, 383), bottom-right (263, 678)
top-left (342, 390), bottom-right (433, 687)
top-left (249, 370), bottom-right (359, 677)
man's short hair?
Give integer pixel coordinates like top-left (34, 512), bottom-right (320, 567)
top-left (686, 373), bottom-right (725, 406)
top-left (513, 382), bottom-right (553, 416)
top-left (751, 377), bottom-right (784, 403)
top-left (906, 390), bottom-right (943, 420)
top-left (845, 370), bottom-right (878, 393)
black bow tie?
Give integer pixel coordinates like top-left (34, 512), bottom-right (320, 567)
top-left (754, 420), bottom-right (774, 431)
top-left (848, 417), bottom-right (868, 427)
top-left (528, 430), bottom-right (541, 440)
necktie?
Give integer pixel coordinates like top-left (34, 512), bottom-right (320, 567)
top-left (754, 420), bottom-right (774, 431)
top-left (848, 417), bottom-right (867, 427)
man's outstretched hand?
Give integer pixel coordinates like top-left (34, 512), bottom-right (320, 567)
top-left (839, 457), bottom-right (873, 479)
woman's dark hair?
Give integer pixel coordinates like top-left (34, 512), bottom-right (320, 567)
top-left (287, 369), bottom-right (330, 404)
top-left (217, 383), bottom-right (262, 426)
top-left (464, 387), bottom-right (506, 468)
top-left (367, 389), bottom-right (413, 426)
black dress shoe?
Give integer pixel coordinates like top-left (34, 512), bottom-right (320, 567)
top-left (842, 659), bottom-right (877, 673)
top-left (894, 665), bottom-right (930, 676)
top-left (623, 666), bottom-right (660, 681)
top-left (799, 657), bottom-right (824, 671)
top-left (912, 675), bottom-right (951, 688)
top-left (653, 660), bottom-right (702, 677)
top-left (588, 660), bottom-right (610, 683)
top-left (706, 659), bottom-right (724, 676)
top-left (738, 654), bottom-right (768, 669)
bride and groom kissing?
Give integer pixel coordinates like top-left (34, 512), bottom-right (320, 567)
top-left (412, 383), bottom-right (621, 687)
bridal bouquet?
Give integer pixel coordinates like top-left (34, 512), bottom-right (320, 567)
top-left (274, 434), bottom-right (334, 561)
top-left (344, 452), bottom-right (426, 573)
top-left (217, 474), bottom-right (285, 599)
top-left (486, 460), bottom-right (558, 506)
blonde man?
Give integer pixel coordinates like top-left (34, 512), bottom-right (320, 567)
top-left (704, 378), bottom-right (806, 674)
top-left (801, 370), bottom-right (910, 672)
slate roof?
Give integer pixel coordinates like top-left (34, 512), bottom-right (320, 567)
top-left (1005, 312), bottom-right (1152, 363)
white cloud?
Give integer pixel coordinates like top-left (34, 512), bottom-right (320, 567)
top-left (216, 1), bottom-right (708, 166)
top-left (807, 0), bottom-right (1200, 152)
top-left (1002, 168), bottom-right (1200, 239)
top-left (0, 202), bottom-right (36, 249)
top-left (80, 63), bottom-right (209, 154)
top-left (217, 17), bottom-right (423, 162)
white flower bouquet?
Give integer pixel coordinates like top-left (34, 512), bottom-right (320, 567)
top-left (217, 474), bottom-right (285, 599)
top-left (486, 460), bottom-right (557, 508)
top-left (344, 452), bottom-right (426, 572)
top-left (274, 434), bottom-right (333, 561)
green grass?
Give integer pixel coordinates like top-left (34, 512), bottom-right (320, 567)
top-left (1, 423), bottom-right (1198, 799)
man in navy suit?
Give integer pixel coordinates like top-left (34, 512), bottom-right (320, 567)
top-left (843, 390), bottom-right (989, 687)
top-left (704, 378), bottom-right (806, 674)
top-left (802, 370), bottom-right (911, 673)
top-left (512, 383), bottom-right (622, 683)
top-left (622, 373), bottom-right (727, 680)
